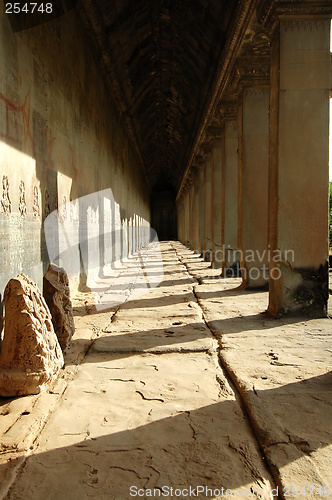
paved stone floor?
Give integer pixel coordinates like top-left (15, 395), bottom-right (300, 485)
top-left (0, 242), bottom-right (331, 499)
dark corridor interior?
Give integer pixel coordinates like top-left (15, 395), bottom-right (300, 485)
top-left (151, 181), bottom-right (177, 241)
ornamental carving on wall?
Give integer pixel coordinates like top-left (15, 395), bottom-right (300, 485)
top-left (281, 18), bottom-right (330, 32)
top-left (33, 186), bottom-right (40, 219)
top-left (19, 181), bottom-right (27, 217)
top-left (44, 189), bottom-right (51, 218)
top-left (1, 175), bottom-right (11, 215)
top-left (61, 196), bottom-right (67, 220)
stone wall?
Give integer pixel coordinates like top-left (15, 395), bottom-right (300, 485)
top-left (0, 5), bottom-right (151, 304)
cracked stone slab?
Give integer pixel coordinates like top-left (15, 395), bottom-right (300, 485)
top-left (175, 243), bottom-right (332, 496)
top-left (5, 353), bottom-right (275, 499)
top-left (4, 243), bottom-right (275, 499)
top-left (91, 330), bottom-right (213, 354)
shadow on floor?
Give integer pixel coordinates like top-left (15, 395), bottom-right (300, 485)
top-left (67, 322), bottom-right (210, 364)
top-left (66, 311), bottom-right (314, 368)
top-left (4, 372), bottom-right (332, 499)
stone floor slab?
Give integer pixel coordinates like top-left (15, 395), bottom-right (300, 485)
top-left (3, 241), bottom-right (331, 499)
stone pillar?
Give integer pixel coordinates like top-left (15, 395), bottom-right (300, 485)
top-left (184, 188), bottom-right (190, 246)
top-left (134, 213), bottom-right (138, 254)
top-left (198, 159), bottom-right (205, 254)
top-left (193, 167), bottom-right (200, 253)
top-left (180, 193), bottom-right (185, 245)
top-left (238, 86), bottom-right (269, 288)
top-left (177, 198), bottom-right (184, 244)
top-left (188, 177), bottom-right (195, 249)
top-left (209, 152), bottom-right (215, 262)
top-left (210, 133), bottom-right (223, 268)
top-left (268, 17), bottom-right (331, 317)
top-left (222, 119), bottom-right (239, 276)
top-left (137, 213), bottom-right (140, 251)
top-left (203, 150), bottom-right (213, 260)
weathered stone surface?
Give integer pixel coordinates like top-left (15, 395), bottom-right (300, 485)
top-left (43, 264), bottom-right (75, 352)
top-left (0, 275), bottom-right (64, 397)
top-left (3, 243), bottom-right (276, 499)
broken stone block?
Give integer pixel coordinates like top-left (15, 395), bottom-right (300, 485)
top-left (0, 275), bottom-right (64, 397)
top-left (43, 263), bottom-right (75, 352)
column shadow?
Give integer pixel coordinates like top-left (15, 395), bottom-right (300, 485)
top-left (3, 372), bottom-right (332, 499)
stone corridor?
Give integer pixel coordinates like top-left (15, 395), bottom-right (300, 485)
top-left (1, 242), bottom-right (331, 499)
top-left (0, 2), bottom-right (332, 497)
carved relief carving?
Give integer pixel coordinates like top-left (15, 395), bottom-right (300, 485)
top-left (1, 175), bottom-right (11, 215)
top-left (69, 202), bottom-right (74, 222)
top-left (222, 15), bottom-right (270, 98)
top-left (19, 181), bottom-right (27, 217)
top-left (33, 186), bottom-right (40, 219)
top-left (67, 199), bottom-right (77, 223)
top-left (241, 26), bottom-right (271, 57)
top-left (245, 87), bottom-right (269, 97)
top-left (198, 139), bottom-right (212, 157)
top-left (205, 124), bottom-right (223, 144)
top-left (258, 0), bottom-right (332, 31)
top-left (281, 18), bottom-right (330, 32)
top-left (257, 0), bottom-right (276, 30)
top-left (238, 55), bottom-right (270, 78)
top-left (61, 196), bottom-right (67, 220)
top-left (230, 55), bottom-right (270, 92)
top-left (187, 172), bottom-right (195, 186)
top-left (193, 154), bottom-right (204, 168)
top-left (217, 99), bottom-right (239, 120)
top-left (44, 189), bottom-right (51, 218)
top-left (190, 165), bottom-right (199, 180)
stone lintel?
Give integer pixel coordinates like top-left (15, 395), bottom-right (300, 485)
top-left (193, 154), bottom-right (205, 168)
top-left (231, 55), bottom-right (270, 93)
top-left (205, 124), bottom-right (223, 145)
top-left (217, 98), bottom-right (239, 121)
top-left (198, 140), bottom-right (213, 158)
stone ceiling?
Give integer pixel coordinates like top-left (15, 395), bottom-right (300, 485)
top-left (78, 0), bottom-right (239, 191)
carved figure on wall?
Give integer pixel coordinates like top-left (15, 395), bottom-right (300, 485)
top-left (19, 181), bottom-right (27, 217)
top-left (61, 196), bottom-right (67, 220)
top-left (33, 186), bottom-right (40, 219)
top-left (1, 175), bottom-right (11, 215)
top-left (44, 189), bottom-right (51, 218)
